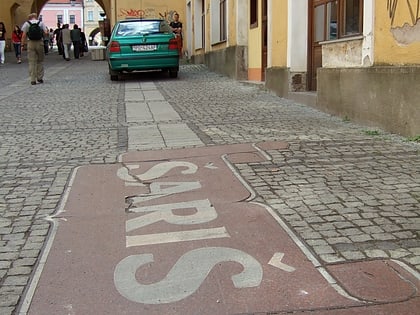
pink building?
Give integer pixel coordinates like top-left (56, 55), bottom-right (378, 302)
top-left (39, 0), bottom-right (83, 31)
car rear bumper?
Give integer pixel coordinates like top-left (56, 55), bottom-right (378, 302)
top-left (108, 54), bottom-right (179, 71)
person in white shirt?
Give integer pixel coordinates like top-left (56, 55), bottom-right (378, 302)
top-left (21, 13), bottom-right (48, 85)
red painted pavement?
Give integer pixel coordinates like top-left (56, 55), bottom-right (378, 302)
top-left (25, 142), bottom-right (420, 315)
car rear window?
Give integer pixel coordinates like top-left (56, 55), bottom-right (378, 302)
top-left (116, 20), bottom-right (172, 36)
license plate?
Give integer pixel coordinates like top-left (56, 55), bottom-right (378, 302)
top-left (132, 45), bottom-right (157, 52)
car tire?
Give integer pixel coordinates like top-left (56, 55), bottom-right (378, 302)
top-left (109, 67), bottom-right (119, 81)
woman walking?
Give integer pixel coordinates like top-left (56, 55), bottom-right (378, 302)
top-left (12, 25), bottom-right (23, 64)
top-left (0, 22), bottom-right (6, 65)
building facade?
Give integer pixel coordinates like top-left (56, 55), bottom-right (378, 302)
top-left (83, 0), bottom-right (105, 45)
top-left (186, 0), bottom-right (420, 137)
top-left (39, 0), bottom-right (83, 32)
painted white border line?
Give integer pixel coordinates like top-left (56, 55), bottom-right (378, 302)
top-left (18, 166), bottom-right (81, 315)
top-left (221, 153), bottom-right (362, 303)
top-left (223, 146), bottom-right (420, 301)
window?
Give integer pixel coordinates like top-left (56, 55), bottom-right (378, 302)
top-left (343, 0), bottom-right (362, 35)
top-left (87, 11), bottom-right (94, 22)
top-left (220, 0), bottom-right (227, 41)
top-left (116, 20), bottom-right (171, 37)
top-left (211, 0), bottom-right (227, 43)
top-left (201, 0), bottom-right (205, 48)
top-left (39, 15), bottom-right (43, 21)
top-left (314, 0), bottom-right (363, 42)
top-left (193, 0), bottom-right (204, 49)
top-left (57, 14), bottom-right (63, 24)
top-left (250, 0), bottom-right (258, 28)
top-left (70, 15), bottom-right (75, 24)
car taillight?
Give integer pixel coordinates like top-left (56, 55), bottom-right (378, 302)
top-left (169, 38), bottom-right (179, 50)
top-left (109, 41), bottom-right (121, 53)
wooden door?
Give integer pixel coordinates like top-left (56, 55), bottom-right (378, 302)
top-left (308, 1), bottom-right (323, 91)
top-left (308, 0), bottom-right (339, 90)
top-left (261, 0), bottom-right (267, 81)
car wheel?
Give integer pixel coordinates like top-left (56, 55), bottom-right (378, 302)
top-left (109, 67), bottom-right (119, 81)
top-left (169, 70), bottom-right (178, 78)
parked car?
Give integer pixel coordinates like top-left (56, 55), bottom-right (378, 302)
top-left (106, 19), bottom-right (180, 80)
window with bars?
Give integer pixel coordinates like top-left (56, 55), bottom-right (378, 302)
top-left (70, 15), bottom-right (75, 24)
top-left (211, 0), bottom-right (227, 43)
top-left (250, 0), bottom-right (258, 28)
top-left (201, 0), bottom-right (205, 48)
top-left (57, 14), bottom-right (63, 24)
top-left (314, 0), bottom-right (363, 42)
top-left (220, 0), bottom-right (227, 41)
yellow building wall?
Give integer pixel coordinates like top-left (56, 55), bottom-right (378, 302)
top-left (227, 0), bottom-right (237, 47)
top-left (1, 0), bottom-right (40, 50)
top-left (270, 0), bottom-right (287, 67)
top-left (210, 0), bottom-right (238, 52)
top-left (375, 0), bottom-right (420, 65)
top-left (248, 1), bottom-right (262, 81)
top-left (110, 0), bottom-right (185, 26)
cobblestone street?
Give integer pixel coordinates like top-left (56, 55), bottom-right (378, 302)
top-left (0, 51), bottom-right (419, 314)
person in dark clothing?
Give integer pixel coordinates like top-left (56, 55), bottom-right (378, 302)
top-left (0, 22), bottom-right (6, 64)
top-left (53, 23), bottom-right (63, 55)
top-left (43, 28), bottom-right (50, 55)
top-left (80, 30), bottom-right (87, 57)
top-left (70, 24), bottom-right (81, 59)
top-left (170, 13), bottom-right (183, 57)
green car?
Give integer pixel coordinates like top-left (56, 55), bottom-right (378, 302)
top-left (106, 19), bottom-right (180, 81)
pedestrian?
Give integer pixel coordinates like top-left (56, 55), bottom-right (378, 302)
top-left (0, 22), bottom-right (6, 65)
top-left (49, 28), bottom-right (54, 51)
top-left (21, 13), bottom-right (48, 85)
top-left (11, 25), bottom-right (23, 64)
top-left (43, 27), bottom-right (50, 55)
top-left (170, 13), bottom-right (183, 57)
top-left (61, 24), bottom-right (71, 61)
top-left (70, 24), bottom-right (81, 59)
top-left (53, 23), bottom-right (63, 55)
top-left (80, 29), bottom-right (87, 57)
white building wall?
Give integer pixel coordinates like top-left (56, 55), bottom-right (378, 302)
top-left (236, 0), bottom-right (248, 46)
top-left (193, 0), bottom-right (203, 49)
top-left (186, 1), bottom-right (193, 58)
top-left (287, 0), bottom-right (308, 72)
top-left (362, 0), bottom-right (375, 66)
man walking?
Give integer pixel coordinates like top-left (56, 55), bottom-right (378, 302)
top-left (61, 24), bottom-right (71, 61)
top-left (53, 23), bottom-right (63, 55)
top-left (70, 24), bottom-right (82, 59)
top-left (21, 13), bottom-right (48, 85)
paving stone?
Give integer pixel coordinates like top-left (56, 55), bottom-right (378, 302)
top-left (365, 249), bottom-right (389, 258)
top-left (389, 249), bottom-right (411, 259)
top-left (8, 266), bottom-right (32, 276)
top-left (341, 251), bottom-right (366, 260)
top-left (313, 245), bottom-right (336, 255)
top-left (0, 295), bottom-right (20, 307)
top-left (3, 276), bottom-right (29, 286)
top-left (319, 253), bottom-right (345, 263)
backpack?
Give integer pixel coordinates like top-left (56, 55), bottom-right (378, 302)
top-left (27, 21), bottom-right (43, 40)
